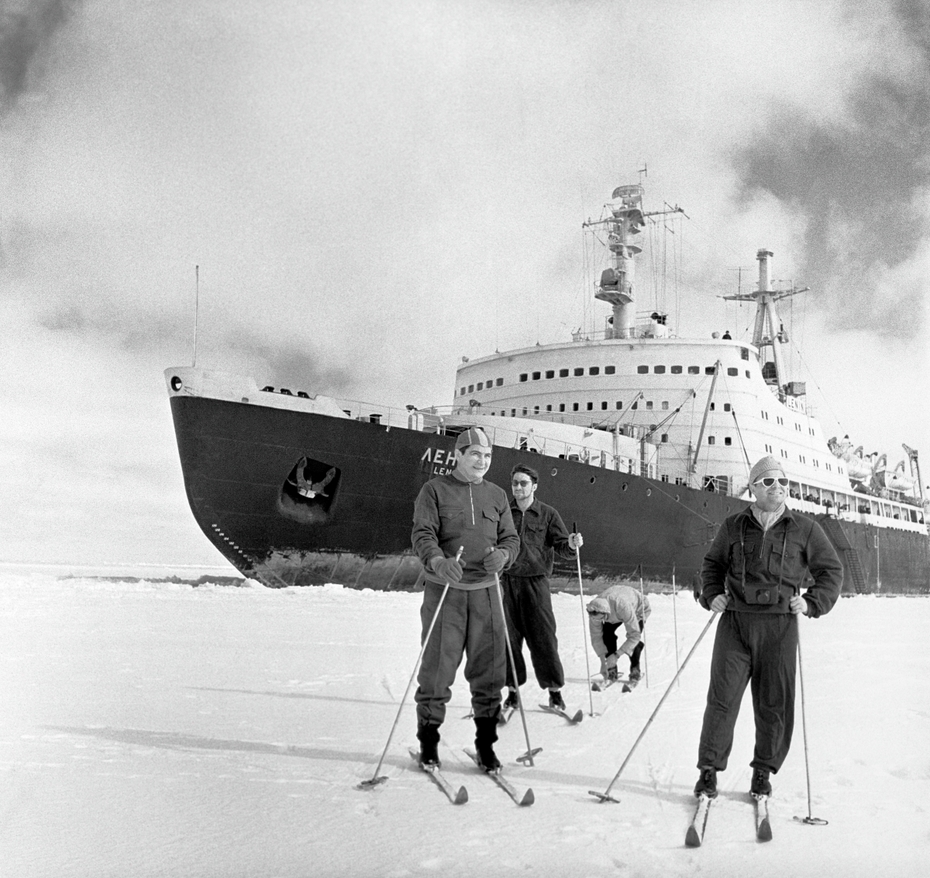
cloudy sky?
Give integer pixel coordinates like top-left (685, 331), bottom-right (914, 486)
top-left (1, 0), bottom-right (928, 565)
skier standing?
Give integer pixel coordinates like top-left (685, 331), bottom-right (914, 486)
top-left (501, 463), bottom-right (583, 712)
top-left (693, 455), bottom-right (842, 800)
top-left (411, 427), bottom-right (520, 771)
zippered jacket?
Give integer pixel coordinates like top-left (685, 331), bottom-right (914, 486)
top-left (700, 505), bottom-right (843, 617)
top-left (506, 498), bottom-right (575, 578)
top-left (412, 472), bottom-right (520, 590)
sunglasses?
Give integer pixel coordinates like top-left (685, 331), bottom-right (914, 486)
top-left (511, 479), bottom-right (534, 486)
top-left (754, 477), bottom-right (789, 487)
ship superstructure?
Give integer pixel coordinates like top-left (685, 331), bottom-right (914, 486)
top-left (452, 188), bottom-right (926, 537)
top-left (165, 184), bottom-right (929, 593)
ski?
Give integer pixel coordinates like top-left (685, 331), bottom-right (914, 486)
top-left (539, 704), bottom-right (584, 723)
top-left (685, 794), bottom-right (713, 847)
top-left (591, 676), bottom-right (621, 692)
top-left (464, 749), bottom-right (534, 806)
top-left (407, 749), bottom-right (468, 805)
top-left (753, 794), bottom-right (773, 842)
top-left (621, 677), bottom-right (641, 693)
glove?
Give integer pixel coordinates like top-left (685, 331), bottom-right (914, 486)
top-left (568, 532), bottom-right (583, 550)
top-left (432, 556), bottom-right (463, 583)
top-left (789, 595), bottom-right (809, 616)
top-left (607, 665), bottom-right (619, 683)
top-left (483, 547), bottom-right (508, 573)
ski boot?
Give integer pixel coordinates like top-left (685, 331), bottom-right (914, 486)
top-left (694, 766), bottom-right (718, 799)
top-left (416, 721), bottom-right (441, 769)
top-left (474, 715), bottom-right (501, 772)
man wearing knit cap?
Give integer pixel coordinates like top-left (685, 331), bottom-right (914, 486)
top-left (411, 426), bottom-right (520, 771)
top-left (693, 454), bottom-right (843, 802)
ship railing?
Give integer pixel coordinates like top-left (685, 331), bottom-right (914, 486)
top-left (568, 323), bottom-right (679, 343)
top-left (448, 405), bottom-right (653, 438)
top-left (303, 392), bottom-right (664, 480)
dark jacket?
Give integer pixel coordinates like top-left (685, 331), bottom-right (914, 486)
top-left (412, 472), bottom-right (520, 589)
top-left (700, 505), bottom-right (843, 617)
top-left (506, 498), bottom-right (575, 578)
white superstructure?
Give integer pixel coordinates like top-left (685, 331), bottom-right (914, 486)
top-left (452, 188), bottom-right (926, 536)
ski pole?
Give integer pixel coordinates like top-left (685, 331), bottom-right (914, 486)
top-left (638, 567), bottom-right (649, 688)
top-left (358, 548), bottom-right (462, 789)
top-left (589, 611), bottom-right (719, 803)
top-left (573, 522), bottom-right (595, 718)
top-left (671, 567), bottom-right (680, 686)
top-left (493, 571), bottom-right (540, 766)
top-left (793, 619), bottom-right (828, 825)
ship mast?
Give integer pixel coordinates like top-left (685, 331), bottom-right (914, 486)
top-left (722, 249), bottom-right (808, 394)
top-left (584, 185), bottom-right (684, 339)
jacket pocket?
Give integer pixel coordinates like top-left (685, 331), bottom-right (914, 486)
top-left (480, 507), bottom-right (501, 540)
top-left (768, 539), bottom-right (800, 577)
top-left (438, 505), bottom-right (465, 532)
top-left (731, 538), bottom-right (756, 570)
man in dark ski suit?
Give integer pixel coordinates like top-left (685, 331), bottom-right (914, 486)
top-left (411, 427), bottom-right (520, 771)
top-left (694, 455), bottom-right (843, 800)
top-left (501, 464), bottom-right (582, 712)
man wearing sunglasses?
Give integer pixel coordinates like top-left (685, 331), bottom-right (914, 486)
top-left (693, 455), bottom-right (843, 802)
top-left (500, 464), bottom-right (582, 713)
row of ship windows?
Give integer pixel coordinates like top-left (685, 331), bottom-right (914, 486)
top-left (761, 411), bottom-right (817, 436)
top-left (486, 400), bottom-right (725, 414)
top-left (761, 444), bottom-right (836, 473)
top-left (460, 364), bottom-right (749, 395)
top-left (473, 394), bottom-right (814, 437)
top-left (484, 401), bottom-right (809, 421)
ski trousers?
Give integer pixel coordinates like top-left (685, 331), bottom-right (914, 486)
top-left (697, 611), bottom-right (798, 775)
top-left (414, 581), bottom-right (506, 726)
top-left (603, 619), bottom-right (645, 671)
top-left (501, 573), bottom-right (564, 690)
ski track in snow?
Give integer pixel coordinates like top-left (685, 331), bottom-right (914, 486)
top-left (1, 570), bottom-right (928, 877)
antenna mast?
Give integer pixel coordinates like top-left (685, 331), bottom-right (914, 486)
top-left (193, 264), bottom-right (200, 367)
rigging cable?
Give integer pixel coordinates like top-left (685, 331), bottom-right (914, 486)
top-left (729, 408), bottom-right (753, 490)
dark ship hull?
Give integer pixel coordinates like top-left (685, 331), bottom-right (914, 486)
top-left (169, 392), bottom-right (930, 594)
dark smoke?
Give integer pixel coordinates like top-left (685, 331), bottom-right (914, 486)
top-left (38, 298), bottom-right (191, 353)
top-left (37, 299), bottom-right (359, 396)
top-left (224, 331), bottom-right (358, 398)
top-left (0, 0), bottom-right (77, 115)
top-left (730, 0), bottom-right (930, 341)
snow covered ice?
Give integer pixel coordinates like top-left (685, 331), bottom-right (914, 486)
top-left (2, 566), bottom-right (928, 877)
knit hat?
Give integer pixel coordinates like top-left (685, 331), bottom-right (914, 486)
top-left (749, 455), bottom-right (785, 484)
top-left (586, 597), bottom-right (610, 616)
top-left (455, 426), bottom-right (491, 451)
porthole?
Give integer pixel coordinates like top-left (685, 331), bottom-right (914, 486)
top-left (170, 375), bottom-right (183, 391)
top-left (590, 477), bottom-right (596, 484)
top-left (622, 484), bottom-right (628, 492)
top-left (551, 468), bottom-right (558, 477)
top-left (646, 489), bottom-right (652, 497)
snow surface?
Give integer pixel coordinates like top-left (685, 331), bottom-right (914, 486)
top-left (3, 568), bottom-right (928, 878)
